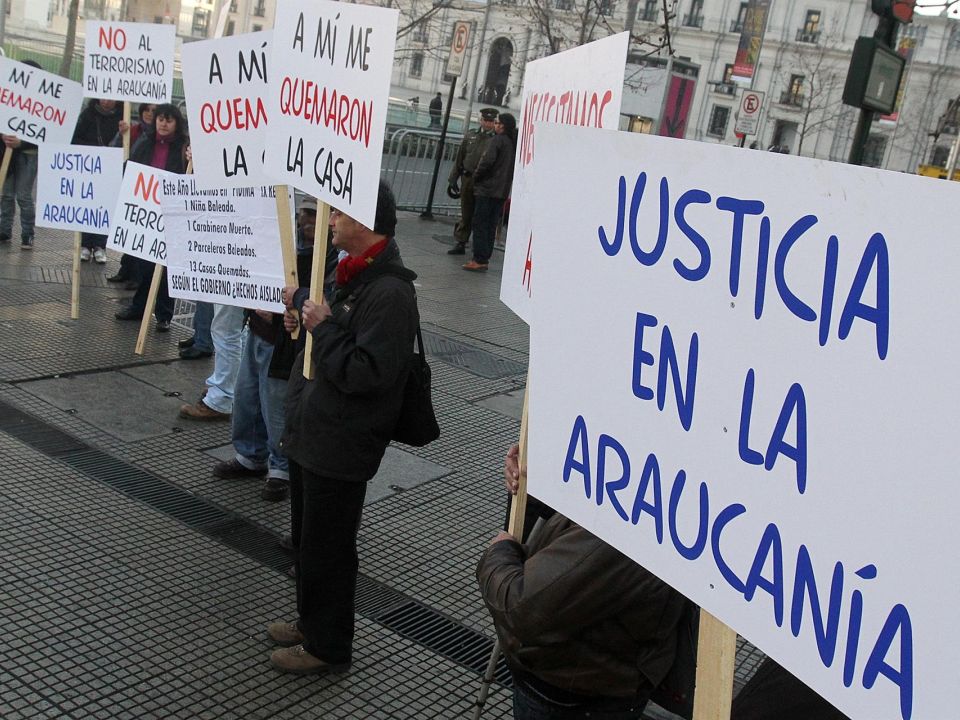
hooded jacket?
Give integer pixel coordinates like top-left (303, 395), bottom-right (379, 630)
top-left (281, 239), bottom-right (419, 482)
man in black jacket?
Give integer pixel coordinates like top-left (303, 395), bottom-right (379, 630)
top-left (268, 182), bottom-right (419, 675)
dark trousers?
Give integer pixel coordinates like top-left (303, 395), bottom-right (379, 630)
top-left (117, 253), bottom-right (140, 282)
top-left (290, 461), bottom-right (367, 664)
top-left (454, 176), bottom-right (476, 244)
top-left (130, 257), bottom-right (174, 322)
top-left (471, 195), bottom-right (503, 264)
top-left (513, 674), bottom-right (649, 720)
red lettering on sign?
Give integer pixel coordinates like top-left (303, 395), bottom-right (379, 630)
top-left (98, 26), bottom-right (127, 51)
top-left (522, 232), bottom-right (533, 297)
top-left (133, 172), bottom-right (160, 205)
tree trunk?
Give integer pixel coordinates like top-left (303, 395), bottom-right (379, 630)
top-left (59, 0), bottom-right (81, 79)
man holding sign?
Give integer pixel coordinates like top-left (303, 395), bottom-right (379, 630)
top-left (0, 60), bottom-right (42, 250)
top-left (268, 182), bottom-right (419, 675)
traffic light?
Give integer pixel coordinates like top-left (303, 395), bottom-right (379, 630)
top-left (871, 0), bottom-right (916, 24)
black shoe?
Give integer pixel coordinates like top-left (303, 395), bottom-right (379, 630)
top-left (106, 272), bottom-right (127, 283)
top-left (115, 306), bottom-right (143, 321)
top-left (179, 345), bottom-right (212, 360)
top-left (278, 534), bottom-right (295, 552)
top-left (156, 319), bottom-right (170, 333)
top-left (447, 243), bottom-right (466, 255)
top-left (123, 280), bottom-right (139, 291)
top-left (178, 336), bottom-right (195, 349)
top-left (212, 458), bottom-right (266, 480)
top-left (20, 237), bottom-right (32, 249)
top-left (261, 478), bottom-right (289, 502)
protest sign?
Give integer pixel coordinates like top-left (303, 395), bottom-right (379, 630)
top-left (0, 57), bottom-right (83, 145)
top-left (526, 123), bottom-right (959, 720)
top-left (36, 144), bottom-right (123, 233)
top-left (83, 21), bottom-right (175, 104)
top-left (265, 0), bottom-right (398, 228)
top-left (498, 33), bottom-right (627, 324)
top-left (107, 161), bottom-right (172, 265)
top-left (162, 181), bottom-right (288, 313)
top-left (182, 32), bottom-right (273, 189)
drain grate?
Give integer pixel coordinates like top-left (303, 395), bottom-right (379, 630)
top-left (0, 397), bottom-right (512, 688)
top-left (421, 330), bottom-right (525, 379)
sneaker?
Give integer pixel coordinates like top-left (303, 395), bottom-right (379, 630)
top-left (156, 319), bottom-right (170, 333)
top-left (212, 458), bottom-right (265, 480)
top-left (178, 336), bottom-right (195, 349)
top-left (270, 644), bottom-right (350, 675)
top-left (80, 247), bottom-right (91, 262)
top-left (179, 399), bottom-right (230, 421)
top-left (93, 248), bottom-right (107, 264)
top-left (446, 243), bottom-right (466, 255)
top-left (20, 237), bottom-right (32, 249)
top-left (115, 306), bottom-right (143, 321)
top-left (261, 477), bottom-right (289, 502)
top-left (267, 620), bottom-right (304, 647)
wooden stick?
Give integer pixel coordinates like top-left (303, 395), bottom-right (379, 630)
top-left (122, 102), bottom-right (131, 159)
top-left (507, 381), bottom-right (531, 536)
top-left (275, 185), bottom-right (300, 340)
top-left (0, 146), bottom-right (12, 189)
top-left (692, 611), bottom-right (737, 720)
top-left (134, 263), bottom-right (164, 355)
top-left (70, 232), bottom-right (81, 319)
top-left (186, 159), bottom-right (193, 175)
top-left (302, 201), bottom-right (330, 380)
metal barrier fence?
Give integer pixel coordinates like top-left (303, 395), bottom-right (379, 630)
top-left (381, 128), bottom-right (463, 216)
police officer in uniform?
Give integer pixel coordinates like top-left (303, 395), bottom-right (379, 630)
top-left (447, 108), bottom-right (498, 255)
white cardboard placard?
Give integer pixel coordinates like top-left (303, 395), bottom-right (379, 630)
top-left (107, 161), bottom-right (173, 265)
top-left (264, 0), bottom-right (398, 228)
top-left (0, 57), bottom-right (84, 145)
top-left (498, 33), bottom-right (628, 323)
top-left (526, 123), bottom-right (960, 720)
top-left (83, 21), bottom-right (175, 104)
top-left (182, 32), bottom-right (273, 189)
top-left (162, 181), bottom-right (288, 313)
top-left (36, 144), bottom-right (124, 233)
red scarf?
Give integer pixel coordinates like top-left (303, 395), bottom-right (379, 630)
top-left (336, 238), bottom-right (389, 287)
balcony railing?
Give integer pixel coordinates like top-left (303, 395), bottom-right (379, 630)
top-left (253, 4), bottom-right (266, 17)
top-left (779, 92), bottom-right (805, 107)
top-left (730, 19), bottom-right (743, 32)
top-left (795, 29), bottom-right (820, 43)
top-left (712, 81), bottom-right (737, 96)
top-left (683, 13), bottom-right (704, 28)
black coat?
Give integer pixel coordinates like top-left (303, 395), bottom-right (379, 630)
top-left (71, 103), bottom-right (123, 147)
top-left (473, 132), bottom-right (515, 199)
top-left (128, 127), bottom-right (188, 174)
top-left (281, 240), bottom-right (418, 482)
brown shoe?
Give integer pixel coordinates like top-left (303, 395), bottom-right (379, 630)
top-left (462, 260), bottom-right (488, 272)
top-left (270, 644), bottom-right (350, 675)
top-left (178, 399), bottom-right (230, 421)
top-left (267, 620), bottom-right (304, 647)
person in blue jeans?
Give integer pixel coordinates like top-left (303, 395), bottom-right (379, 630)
top-left (0, 60), bottom-right (40, 250)
top-left (179, 303), bottom-right (243, 420)
top-left (178, 301), bottom-right (214, 359)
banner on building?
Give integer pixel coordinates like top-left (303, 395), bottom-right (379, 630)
top-left (498, 32), bottom-right (628, 324)
top-left (0, 57), bottom-right (84, 145)
top-left (265, 0), bottom-right (399, 228)
top-left (182, 31), bottom-right (273, 189)
top-left (107, 161), bottom-right (173, 264)
top-left (83, 21), bottom-right (175, 104)
top-left (162, 181), bottom-right (288, 313)
top-left (36, 144), bottom-right (123, 233)
top-left (732, 0), bottom-right (770, 80)
top-left (526, 122), bottom-right (960, 720)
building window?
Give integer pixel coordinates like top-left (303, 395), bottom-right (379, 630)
top-left (730, 2), bottom-right (747, 32)
top-left (252, 23), bottom-right (262, 32)
top-left (796, 9), bottom-right (821, 43)
top-left (641, 0), bottom-right (658, 21)
top-left (225, 19), bottom-right (235, 35)
top-left (253, 0), bottom-right (266, 16)
top-left (229, 0), bottom-right (237, 11)
top-left (555, 0), bottom-right (573, 8)
top-left (707, 106), bottom-right (730, 137)
top-left (599, 0), bottom-right (615, 15)
top-left (683, 0), bottom-right (703, 27)
top-left (192, 8), bottom-right (209, 36)
top-left (780, 74), bottom-right (804, 106)
top-left (410, 52), bottom-right (424, 79)
top-left (413, 20), bottom-right (429, 43)
top-left (863, 134), bottom-right (887, 168)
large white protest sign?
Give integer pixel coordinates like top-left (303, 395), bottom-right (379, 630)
top-left (526, 124), bottom-right (959, 720)
top-left (182, 32), bottom-right (272, 189)
top-left (0, 57), bottom-right (83, 145)
top-left (162, 181), bottom-right (288, 313)
top-left (107, 161), bottom-right (172, 264)
top-left (84, 22), bottom-right (175, 104)
top-left (499, 33), bottom-right (627, 323)
top-left (265, 0), bottom-right (398, 228)
top-left (36, 144), bottom-right (123, 233)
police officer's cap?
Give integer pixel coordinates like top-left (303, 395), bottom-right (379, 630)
top-left (479, 108), bottom-right (498, 120)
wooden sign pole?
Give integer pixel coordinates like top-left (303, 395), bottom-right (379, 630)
top-left (134, 263), bottom-right (164, 355)
top-left (122, 102), bottom-right (131, 158)
top-left (301, 201), bottom-right (331, 380)
top-left (0, 146), bottom-right (12, 189)
top-left (70, 232), bottom-right (82, 319)
top-left (692, 612), bottom-right (737, 720)
top-left (275, 184), bottom-right (300, 340)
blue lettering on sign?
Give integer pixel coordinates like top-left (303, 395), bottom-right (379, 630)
top-left (632, 312), bottom-right (699, 432)
top-left (558, 416), bottom-right (914, 719)
top-left (596, 174), bottom-right (891, 361)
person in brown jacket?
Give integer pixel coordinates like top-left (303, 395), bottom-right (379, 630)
top-left (477, 508), bottom-right (686, 718)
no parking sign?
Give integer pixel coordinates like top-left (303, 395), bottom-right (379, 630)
top-left (735, 89), bottom-right (765, 135)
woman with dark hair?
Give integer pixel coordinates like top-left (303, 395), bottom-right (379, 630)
top-left (72, 98), bottom-right (123, 263)
top-left (115, 103), bottom-right (190, 332)
top-left (464, 112), bottom-right (516, 272)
